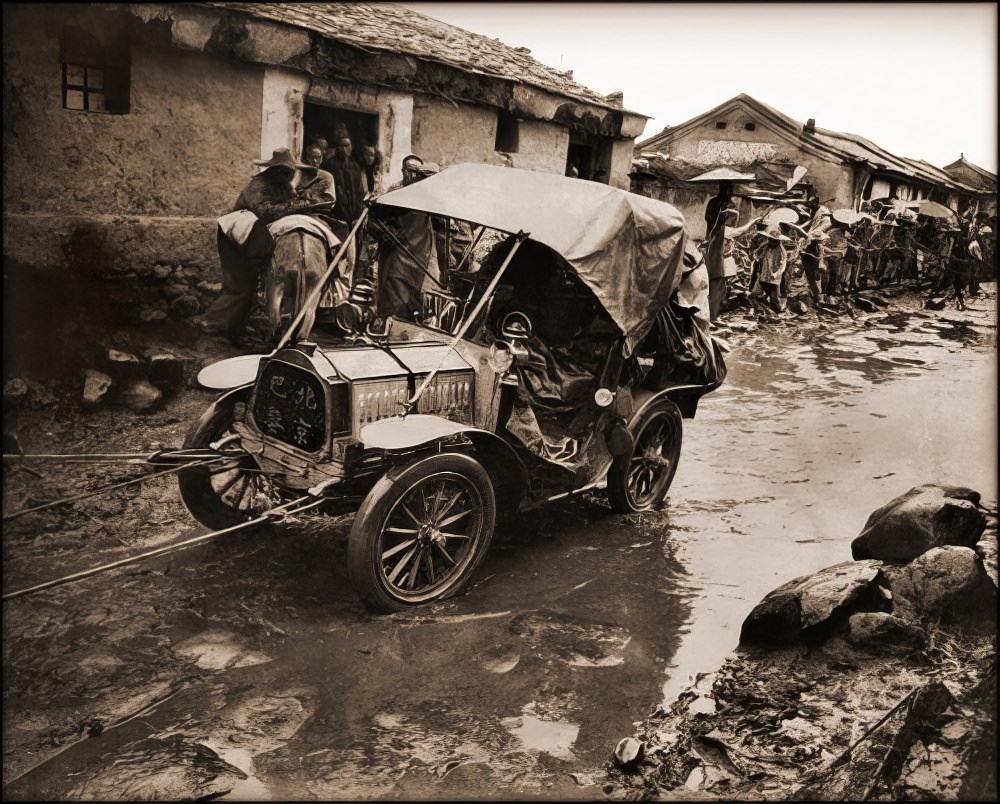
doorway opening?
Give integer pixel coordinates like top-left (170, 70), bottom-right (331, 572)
top-left (304, 102), bottom-right (378, 155)
top-left (566, 136), bottom-right (612, 183)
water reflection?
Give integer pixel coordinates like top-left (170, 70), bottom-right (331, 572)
top-left (662, 306), bottom-right (997, 704)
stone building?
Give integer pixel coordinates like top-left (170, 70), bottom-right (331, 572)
top-left (2, 2), bottom-right (648, 339)
top-left (631, 94), bottom-right (987, 239)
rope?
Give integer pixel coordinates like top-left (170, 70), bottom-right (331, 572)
top-left (3, 452), bottom-right (159, 462)
top-left (2, 495), bottom-right (325, 601)
top-left (2, 457), bottom-right (229, 522)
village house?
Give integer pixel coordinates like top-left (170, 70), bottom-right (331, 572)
top-left (2, 2), bottom-right (648, 333)
top-left (630, 94), bottom-right (990, 239)
top-left (943, 155), bottom-right (998, 219)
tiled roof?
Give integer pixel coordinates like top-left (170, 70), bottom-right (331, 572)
top-left (202, 2), bottom-right (641, 115)
top-left (942, 156), bottom-right (997, 191)
top-left (638, 94), bottom-right (982, 195)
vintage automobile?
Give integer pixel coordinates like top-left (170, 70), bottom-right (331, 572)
top-left (179, 163), bottom-right (727, 612)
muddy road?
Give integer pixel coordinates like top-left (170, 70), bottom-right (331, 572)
top-left (3, 289), bottom-right (996, 800)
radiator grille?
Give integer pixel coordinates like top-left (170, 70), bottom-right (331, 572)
top-left (252, 361), bottom-right (327, 452)
top-left (355, 374), bottom-right (473, 428)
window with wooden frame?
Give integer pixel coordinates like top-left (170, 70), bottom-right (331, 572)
top-left (60, 21), bottom-right (131, 114)
top-left (63, 63), bottom-right (108, 112)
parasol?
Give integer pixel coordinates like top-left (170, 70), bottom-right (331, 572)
top-left (915, 200), bottom-right (957, 219)
top-left (786, 165), bottom-right (808, 192)
top-left (763, 207), bottom-right (800, 225)
top-left (832, 208), bottom-right (864, 226)
top-left (688, 167), bottom-right (756, 184)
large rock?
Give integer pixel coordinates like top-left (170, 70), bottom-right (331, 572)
top-left (846, 612), bottom-right (927, 654)
top-left (82, 369), bottom-right (113, 407)
top-left (120, 378), bottom-right (163, 413)
top-left (976, 515), bottom-right (997, 591)
top-left (892, 546), bottom-right (996, 623)
top-left (147, 353), bottom-right (193, 392)
top-left (852, 484), bottom-right (986, 564)
top-left (740, 560), bottom-right (889, 646)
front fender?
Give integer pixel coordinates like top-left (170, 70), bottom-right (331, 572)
top-left (197, 354), bottom-right (267, 390)
top-left (361, 415), bottom-right (529, 516)
top-left (359, 414), bottom-right (473, 450)
top-left (183, 384), bottom-right (253, 449)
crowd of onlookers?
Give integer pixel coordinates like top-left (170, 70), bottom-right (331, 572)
top-left (706, 185), bottom-right (995, 318)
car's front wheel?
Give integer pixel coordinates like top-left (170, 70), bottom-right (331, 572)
top-left (178, 392), bottom-right (279, 531)
top-left (347, 452), bottom-right (496, 613)
top-left (607, 399), bottom-right (683, 513)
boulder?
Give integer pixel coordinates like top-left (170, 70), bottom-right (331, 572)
top-left (740, 560), bottom-right (889, 646)
top-left (892, 546), bottom-right (996, 623)
top-left (147, 353), bottom-right (192, 392)
top-left (846, 612), bottom-right (928, 654)
top-left (852, 484), bottom-right (985, 563)
top-left (976, 518), bottom-right (997, 591)
top-left (82, 369), bottom-right (113, 407)
top-left (3, 378), bottom-right (29, 408)
top-left (106, 349), bottom-right (144, 376)
top-left (169, 294), bottom-right (201, 318)
top-left (120, 378), bottom-right (163, 413)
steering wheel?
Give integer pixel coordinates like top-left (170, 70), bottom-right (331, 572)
top-left (500, 311), bottom-right (532, 342)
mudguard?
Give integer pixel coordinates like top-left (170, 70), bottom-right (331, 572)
top-left (360, 414), bottom-right (529, 514)
top-left (197, 355), bottom-right (267, 390)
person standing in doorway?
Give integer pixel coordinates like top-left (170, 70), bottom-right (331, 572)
top-left (357, 145), bottom-right (384, 197)
top-left (323, 136), bottom-right (366, 225)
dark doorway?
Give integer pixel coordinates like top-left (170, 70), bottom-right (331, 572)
top-left (304, 102), bottom-right (378, 154)
top-left (566, 136), bottom-right (612, 183)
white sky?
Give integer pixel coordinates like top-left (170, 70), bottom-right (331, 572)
top-left (403, 2), bottom-right (998, 174)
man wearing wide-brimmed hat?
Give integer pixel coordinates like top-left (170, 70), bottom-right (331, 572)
top-left (201, 148), bottom-right (322, 345)
top-left (750, 225), bottom-right (791, 312)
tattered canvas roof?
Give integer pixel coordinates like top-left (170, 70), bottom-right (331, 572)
top-left (375, 163), bottom-right (689, 354)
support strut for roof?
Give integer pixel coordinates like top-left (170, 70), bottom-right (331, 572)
top-left (406, 231), bottom-right (528, 412)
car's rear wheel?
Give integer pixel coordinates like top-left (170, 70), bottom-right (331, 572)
top-left (347, 452), bottom-right (496, 613)
top-left (607, 399), bottom-right (683, 513)
top-left (178, 393), bottom-right (278, 531)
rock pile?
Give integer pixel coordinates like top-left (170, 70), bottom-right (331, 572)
top-left (605, 484), bottom-right (997, 801)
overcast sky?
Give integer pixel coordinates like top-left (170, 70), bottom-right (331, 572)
top-left (403, 2), bottom-right (998, 174)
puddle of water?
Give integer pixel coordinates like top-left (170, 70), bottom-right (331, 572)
top-left (198, 739), bottom-right (272, 801)
top-left (661, 308), bottom-right (997, 704)
top-left (172, 628), bottom-right (272, 670)
top-left (504, 707), bottom-right (580, 759)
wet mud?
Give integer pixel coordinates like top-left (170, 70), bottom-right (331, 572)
top-left (3, 286), bottom-right (996, 800)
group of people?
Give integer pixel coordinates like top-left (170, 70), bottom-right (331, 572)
top-left (301, 130), bottom-right (384, 227)
top-left (200, 138), bottom-right (451, 346)
top-left (704, 183), bottom-right (994, 318)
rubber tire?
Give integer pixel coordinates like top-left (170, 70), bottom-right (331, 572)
top-left (347, 452), bottom-right (496, 613)
top-left (177, 392), bottom-right (262, 531)
top-left (607, 399), bottom-right (683, 513)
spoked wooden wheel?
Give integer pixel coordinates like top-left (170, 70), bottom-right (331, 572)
top-left (607, 400), bottom-right (683, 513)
top-left (347, 453), bottom-right (496, 613)
top-left (178, 395), bottom-right (279, 530)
